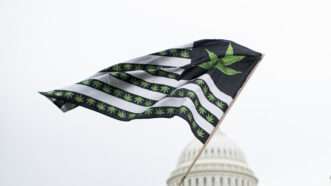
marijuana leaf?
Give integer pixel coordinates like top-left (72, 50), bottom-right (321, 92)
top-left (216, 101), bottom-right (225, 109)
top-left (160, 86), bottom-right (170, 94)
top-left (179, 107), bottom-right (188, 114)
top-left (97, 103), bottom-right (106, 111)
top-left (151, 85), bottom-right (159, 91)
top-left (102, 86), bottom-right (111, 93)
top-left (124, 94), bottom-right (133, 102)
top-left (128, 113), bottom-right (136, 119)
top-left (156, 109), bottom-right (165, 115)
top-left (92, 81), bottom-right (102, 88)
top-left (180, 50), bottom-right (190, 58)
top-left (86, 98), bottom-right (96, 106)
top-left (107, 106), bottom-right (117, 114)
top-left (134, 96), bottom-right (144, 104)
top-left (198, 43), bottom-right (245, 76)
top-left (187, 91), bottom-right (195, 99)
top-left (207, 94), bottom-right (216, 102)
top-left (140, 81), bottom-right (149, 88)
top-left (196, 129), bottom-right (205, 138)
top-left (64, 92), bottom-right (74, 98)
top-left (195, 79), bottom-right (204, 86)
top-left (117, 111), bottom-right (126, 119)
top-left (198, 107), bottom-right (206, 115)
top-left (114, 89), bottom-right (123, 97)
top-left (166, 108), bottom-right (175, 114)
top-left (124, 64), bottom-right (132, 70)
top-left (206, 114), bottom-right (215, 124)
top-left (144, 100), bottom-right (153, 107)
top-left (74, 95), bottom-right (84, 103)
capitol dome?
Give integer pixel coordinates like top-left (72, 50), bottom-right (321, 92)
top-left (167, 131), bottom-right (257, 186)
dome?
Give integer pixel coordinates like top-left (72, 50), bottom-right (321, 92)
top-left (167, 131), bottom-right (257, 186)
top-left (177, 132), bottom-right (247, 166)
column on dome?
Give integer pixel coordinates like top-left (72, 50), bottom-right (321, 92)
top-left (241, 178), bottom-right (245, 186)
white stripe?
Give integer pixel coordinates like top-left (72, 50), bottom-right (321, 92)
top-left (125, 55), bottom-right (190, 67)
top-left (199, 74), bottom-right (233, 104)
top-left (62, 84), bottom-right (147, 113)
top-left (152, 97), bottom-right (214, 133)
top-left (179, 83), bottom-right (224, 117)
top-left (126, 70), bottom-right (188, 87)
top-left (92, 74), bottom-right (165, 100)
top-left (175, 42), bottom-right (193, 48)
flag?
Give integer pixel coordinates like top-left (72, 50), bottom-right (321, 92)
top-left (40, 39), bottom-right (262, 143)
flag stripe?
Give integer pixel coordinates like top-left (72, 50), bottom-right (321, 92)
top-left (152, 48), bottom-right (192, 59)
top-left (62, 84), bottom-right (148, 113)
top-left (126, 70), bottom-right (187, 87)
top-left (93, 73), bottom-right (165, 100)
top-left (143, 68), bottom-right (180, 80)
top-left (198, 74), bottom-right (233, 104)
top-left (124, 55), bottom-right (191, 67)
top-left (79, 79), bottom-right (157, 107)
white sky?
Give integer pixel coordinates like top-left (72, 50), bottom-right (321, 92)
top-left (1, 0), bottom-right (331, 185)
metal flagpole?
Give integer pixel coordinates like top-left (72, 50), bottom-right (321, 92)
top-left (178, 56), bottom-right (262, 186)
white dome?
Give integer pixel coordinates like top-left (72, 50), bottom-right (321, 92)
top-left (167, 131), bottom-right (257, 186)
top-left (177, 132), bottom-right (247, 166)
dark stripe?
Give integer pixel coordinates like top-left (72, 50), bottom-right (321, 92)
top-left (144, 68), bottom-right (180, 80)
top-left (100, 63), bottom-right (177, 73)
top-left (152, 48), bottom-right (192, 59)
top-left (111, 72), bottom-right (176, 94)
top-left (78, 79), bottom-right (157, 107)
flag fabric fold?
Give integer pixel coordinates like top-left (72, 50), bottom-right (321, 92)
top-left (40, 39), bottom-right (262, 143)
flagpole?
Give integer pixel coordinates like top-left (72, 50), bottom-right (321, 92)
top-left (178, 55), bottom-right (263, 186)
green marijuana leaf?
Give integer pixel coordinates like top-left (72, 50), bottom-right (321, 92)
top-left (198, 43), bottom-right (245, 76)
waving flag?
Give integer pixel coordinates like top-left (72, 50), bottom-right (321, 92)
top-left (40, 39), bottom-right (262, 143)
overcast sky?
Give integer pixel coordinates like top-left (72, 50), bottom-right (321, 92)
top-left (1, 0), bottom-right (331, 186)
